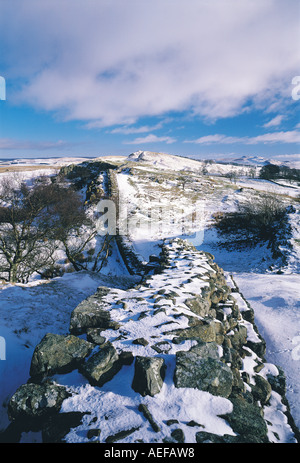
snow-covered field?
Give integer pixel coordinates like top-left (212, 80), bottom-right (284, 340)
top-left (0, 152), bottom-right (299, 441)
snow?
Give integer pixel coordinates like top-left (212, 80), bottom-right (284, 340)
top-left (0, 152), bottom-right (299, 443)
top-left (0, 268), bottom-right (138, 431)
top-left (232, 272), bottom-right (300, 428)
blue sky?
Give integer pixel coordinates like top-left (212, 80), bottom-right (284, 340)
top-left (0, 0), bottom-right (299, 162)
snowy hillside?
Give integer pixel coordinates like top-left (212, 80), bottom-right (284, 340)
top-left (0, 153), bottom-right (299, 444)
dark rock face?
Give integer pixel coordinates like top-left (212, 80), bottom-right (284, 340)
top-left (30, 333), bottom-right (94, 378)
top-left (132, 356), bottom-right (166, 397)
top-left (8, 382), bottom-right (71, 421)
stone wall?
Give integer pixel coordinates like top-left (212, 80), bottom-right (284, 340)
top-left (3, 239), bottom-right (299, 443)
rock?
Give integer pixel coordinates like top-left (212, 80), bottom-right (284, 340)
top-left (86, 328), bottom-right (106, 345)
top-left (69, 288), bottom-right (120, 334)
top-left (8, 382), bottom-right (71, 421)
top-left (30, 333), bottom-right (94, 378)
top-left (132, 356), bottom-right (165, 397)
top-left (151, 341), bottom-right (172, 354)
top-left (138, 404), bottom-right (160, 432)
top-left (132, 338), bottom-right (149, 346)
top-left (246, 338), bottom-right (266, 358)
top-left (87, 428), bottom-right (101, 440)
top-left (220, 395), bottom-right (269, 442)
top-left (79, 343), bottom-right (121, 386)
top-left (174, 350), bottom-right (233, 398)
top-left (267, 365), bottom-right (286, 395)
top-left (195, 431), bottom-right (263, 443)
top-left (169, 319), bottom-right (216, 342)
top-left (228, 325), bottom-right (248, 351)
top-left (171, 428), bottom-right (185, 443)
top-left (188, 341), bottom-right (220, 359)
top-left (105, 427), bottom-right (140, 443)
top-left (185, 292), bottom-right (211, 317)
top-left (166, 419), bottom-right (179, 426)
top-left (251, 375), bottom-right (272, 405)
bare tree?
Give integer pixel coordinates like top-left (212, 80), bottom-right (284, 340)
top-left (0, 175), bottom-right (61, 282)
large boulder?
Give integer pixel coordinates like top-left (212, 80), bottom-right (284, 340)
top-left (174, 348), bottom-right (233, 398)
top-left (8, 382), bottom-right (70, 421)
top-left (132, 356), bottom-right (166, 397)
top-left (79, 343), bottom-right (121, 386)
top-left (30, 333), bottom-right (94, 378)
top-left (69, 288), bottom-right (120, 334)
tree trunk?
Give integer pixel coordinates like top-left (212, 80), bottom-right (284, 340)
top-left (9, 263), bottom-right (18, 283)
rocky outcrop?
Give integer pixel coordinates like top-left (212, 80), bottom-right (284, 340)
top-left (30, 333), bottom-right (94, 379)
top-left (5, 238), bottom-right (299, 444)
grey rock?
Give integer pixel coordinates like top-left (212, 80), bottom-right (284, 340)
top-left (228, 325), bottom-right (248, 351)
top-left (195, 431), bottom-right (264, 443)
top-left (251, 375), bottom-right (272, 405)
top-left (220, 395), bottom-right (268, 441)
top-left (30, 333), bottom-right (94, 378)
top-left (185, 293), bottom-right (211, 317)
top-left (86, 328), bottom-right (106, 345)
top-left (8, 382), bottom-right (70, 421)
top-left (246, 338), bottom-right (266, 358)
top-left (79, 343), bottom-right (120, 386)
top-left (105, 427), bottom-right (140, 443)
top-left (169, 320), bottom-right (216, 342)
top-left (69, 288), bottom-right (119, 334)
top-left (174, 350), bottom-right (233, 398)
top-left (138, 403), bottom-right (160, 432)
top-left (119, 351), bottom-right (134, 365)
top-left (267, 365), bottom-right (286, 395)
top-left (132, 356), bottom-right (165, 397)
top-left (133, 338), bottom-right (149, 346)
top-left (171, 428), bottom-right (185, 443)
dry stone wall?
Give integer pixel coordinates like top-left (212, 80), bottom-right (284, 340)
top-left (4, 239), bottom-right (300, 444)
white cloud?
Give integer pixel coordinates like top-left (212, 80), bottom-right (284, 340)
top-left (123, 134), bottom-right (176, 145)
top-left (1, 0), bottom-right (299, 126)
top-left (185, 130), bottom-right (300, 145)
top-left (263, 115), bottom-right (285, 128)
top-left (109, 122), bottom-right (165, 134)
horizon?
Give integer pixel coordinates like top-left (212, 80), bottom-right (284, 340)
top-left (0, 1), bottom-right (299, 162)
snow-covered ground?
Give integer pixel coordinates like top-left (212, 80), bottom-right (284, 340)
top-left (0, 152), bottom-right (299, 441)
top-left (0, 265), bottom-right (138, 432)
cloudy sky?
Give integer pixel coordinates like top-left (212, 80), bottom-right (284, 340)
top-left (0, 0), bottom-right (299, 160)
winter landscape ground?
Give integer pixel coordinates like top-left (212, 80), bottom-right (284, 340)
top-left (0, 151), bottom-right (299, 444)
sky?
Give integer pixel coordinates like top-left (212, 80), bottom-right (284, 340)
top-left (0, 0), bottom-right (299, 162)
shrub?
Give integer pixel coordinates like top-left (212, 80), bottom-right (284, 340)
top-left (213, 193), bottom-right (289, 248)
